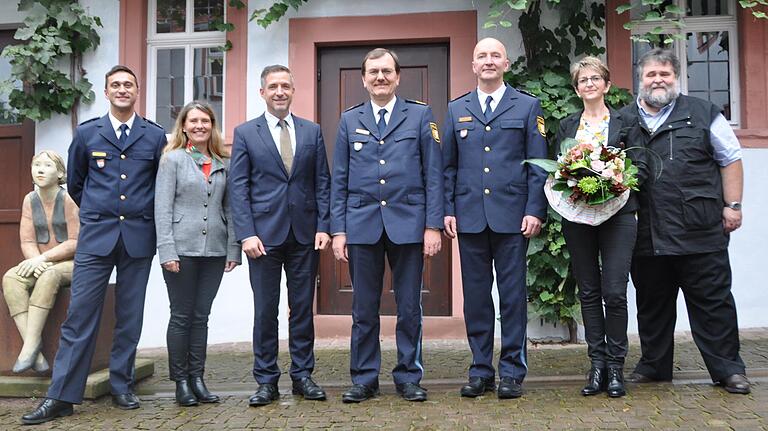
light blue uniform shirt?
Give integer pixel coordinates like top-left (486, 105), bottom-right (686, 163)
top-left (636, 97), bottom-right (742, 167)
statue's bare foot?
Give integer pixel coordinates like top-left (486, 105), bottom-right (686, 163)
top-left (12, 341), bottom-right (42, 373)
top-left (33, 352), bottom-right (50, 373)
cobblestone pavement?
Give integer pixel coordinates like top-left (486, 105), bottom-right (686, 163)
top-left (1, 331), bottom-right (766, 430)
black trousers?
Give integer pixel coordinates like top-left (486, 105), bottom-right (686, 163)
top-left (631, 250), bottom-right (745, 381)
top-left (162, 256), bottom-right (225, 381)
top-left (562, 212), bottom-right (636, 368)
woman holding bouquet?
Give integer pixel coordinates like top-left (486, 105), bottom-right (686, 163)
top-left (556, 57), bottom-right (642, 398)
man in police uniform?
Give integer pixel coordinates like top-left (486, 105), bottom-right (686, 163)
top-left (330, 48), bottom-right (443, 403)
top-left (622, 49), bottom-right (749, 394)
top-left (22, 65), bottom-right (166, 425)
top-left (442, 38), bottom-right (547, 399)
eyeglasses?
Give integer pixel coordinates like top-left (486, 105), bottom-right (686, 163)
top-left (577, 76), bottom-right (604, 86)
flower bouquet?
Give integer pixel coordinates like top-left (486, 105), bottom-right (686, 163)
top-left (526, 137), bottom-right (640, 226)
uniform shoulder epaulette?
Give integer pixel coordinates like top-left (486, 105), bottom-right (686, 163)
top-left (78, 117), bottom-right (100, 126)
top-left (406, 99), bottom-right (427, 106)
top-left (143, 117), bottom-right (163, 129)
top-left (344, 102), bottom-right (364, 112)
top-left (515, 87), bottom-right (538, 99)
top-left (450, 91), bottom-right (471, 103)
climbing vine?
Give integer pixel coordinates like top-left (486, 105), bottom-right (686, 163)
top-left (0, 0), bottom-right (102, 129)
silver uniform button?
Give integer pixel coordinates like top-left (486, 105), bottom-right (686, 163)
top-left (484, 188), bottom-right (490, 195)
top-left (485, 125), bottom-right (491, 132)
top-left (381, 200), bottom-right (387, 206)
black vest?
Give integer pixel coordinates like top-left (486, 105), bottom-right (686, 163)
top-left (622, 95), bottom-right (729, 256)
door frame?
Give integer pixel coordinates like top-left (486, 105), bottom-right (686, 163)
top-left (288, 10), bottom-right (477, 338)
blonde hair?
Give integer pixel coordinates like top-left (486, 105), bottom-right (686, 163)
top-left (570, 56), bottom-right (611, 89)
top-left (164, 101), bottom-right (226, 161)
top-left (32, 150), bottom-right (67, 185)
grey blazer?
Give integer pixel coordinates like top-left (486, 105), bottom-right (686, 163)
top-left (155, 148), bottom-right (241, 264)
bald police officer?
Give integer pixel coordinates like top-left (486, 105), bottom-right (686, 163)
top-left (443, 38), bottom-right (548, 399)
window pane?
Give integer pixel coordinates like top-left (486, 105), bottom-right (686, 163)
top-left (686, 31), bottom-right (731, 120)
top-left (686, 0), bottom-right (728, 16)
top-left (156, 0), bottom-right (186, 33)
top-left (193, 47), bottom-right (223, 127)
top-left (194, 0), bottom-right (224, 32)
top-left (156, 48), bottom-right (186, 131)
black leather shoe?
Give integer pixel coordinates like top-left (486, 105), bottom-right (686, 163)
top-left (460, 377), bottom-right (496, 398)
top-left (112, 393), bottom-right (140, 410)
top-left (190, 376), bottom-right (220, 403)
top-left (581, 367), bottom-right (606, 396)
top-left (497, 377), bottom-right (523, 399)
top-left (175, 380), bottom-right (199, 406)
top-left (292, 377), bottom-right (327, 400)
top-left (21, 398), bottom-right (73, 425)
top-left (396, 382), bottom-right (427, 402)
top-left (627, 372), bottom-right (656, 383)
top-left (606, 367), bottom-right (626, 398)
top-left (718, 374), bottom-right (751, 394)
top-left (248, 383), bottom-right (279, 406)
top-left (341, 383), bottom-right (379, 403)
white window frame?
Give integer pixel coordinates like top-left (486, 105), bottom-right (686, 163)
top-left (631, 0), bottom-right (740, 127)
top-left (146, 0), bottom-right (227, 133)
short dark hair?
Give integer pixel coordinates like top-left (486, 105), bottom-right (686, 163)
top-left (636, 48), bottom-right (680, 80)
top-left (104, 65), bottom-right (138, 89)
top-left (361, 48), bottom-right (400, 75)
top-left (260, 64), bottom-right (293, 88)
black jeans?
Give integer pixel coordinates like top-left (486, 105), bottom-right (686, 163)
top-left (562, 212), bottom-right (636, 367)
top-left (163, 256), bottom-right (225, 381)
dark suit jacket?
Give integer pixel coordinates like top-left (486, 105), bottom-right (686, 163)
top-left (66, 114), bottom-right (166, 258)
top-left (555, 107), bottom-right (644, 214)
top-left (442, 85), bottom-right (548, 234)
top-left (330, 97), bottom-right (444, 245)
top-left (228, 114), bottom-right (331, 247)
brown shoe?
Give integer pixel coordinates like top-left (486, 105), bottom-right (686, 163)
top-left (718, 374), bottom-right (750, 394)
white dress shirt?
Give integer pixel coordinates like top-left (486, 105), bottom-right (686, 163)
top-left (477, 85), bottom-right (507, 114)
top-left (371, 96), bottom-right (398, 127)
top-left (264, 110), bottom-right (296, 155)
top-left (108, 111), bottom-right (136, 139)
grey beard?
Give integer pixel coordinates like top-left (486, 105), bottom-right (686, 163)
top-left (639, 83), bottom-right (680, 108)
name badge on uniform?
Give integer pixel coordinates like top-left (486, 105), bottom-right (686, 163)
top-left (353, 142), bottom-right (363, 151)
top-left (458, 116), bottom-right (472, 123)
top-left (355, 128), bottom-right (370, 136)
top-left (459, 129), bottom-right (468, 139)
top-left (92, 151), bottom-right (107, 169)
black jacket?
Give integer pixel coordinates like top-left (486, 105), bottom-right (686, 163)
top-left (555, 107), bottom-right (645, 215)
top-left (621, 95), bottom-right (729, 256)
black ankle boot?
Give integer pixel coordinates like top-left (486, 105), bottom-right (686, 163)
top-left (606, 367), bottom-right (626, 398)
top-left (175, 380), bottom-right (199, 406)
top-left (190, 376), bottom-right (220, 403)
top-left (581, 366), bottom-right (606, 396)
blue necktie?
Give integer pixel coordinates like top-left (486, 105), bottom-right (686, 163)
top-left (118, 123), bottom-right (128, 148)
top-left (377, 108), bottom-right (387, 137)
top-left (484, 95), bottom-right (494, 120)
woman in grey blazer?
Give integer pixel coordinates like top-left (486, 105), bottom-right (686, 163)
top-left (155, 102), bottom-right (241, 406)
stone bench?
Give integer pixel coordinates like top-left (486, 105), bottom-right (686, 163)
top-left (0, 283), bottom-right (116, 377)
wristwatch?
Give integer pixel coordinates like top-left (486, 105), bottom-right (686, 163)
top-left (725, 201), bottom-right (742, 210)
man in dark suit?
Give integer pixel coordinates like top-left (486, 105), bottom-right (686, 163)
top-left (330, 48), bottom-right (444, 403)
top-left (22, 65), bottom-right (167, 425)
top-left (442, 38), bottom-right (547, 399)
top-left (229, 64), bottom-right (331, 407)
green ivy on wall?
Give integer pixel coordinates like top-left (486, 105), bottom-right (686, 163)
top-left (0, 0), bottom-right (102, 129)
